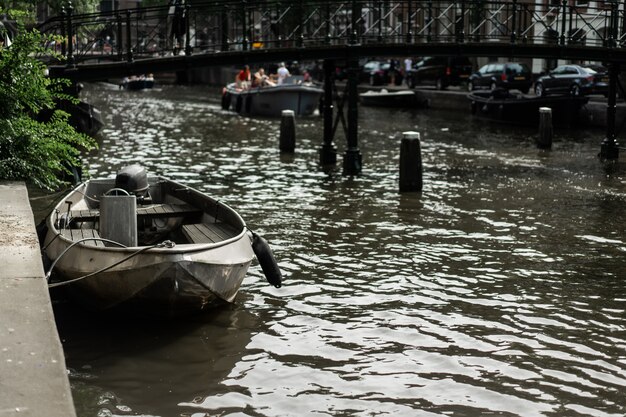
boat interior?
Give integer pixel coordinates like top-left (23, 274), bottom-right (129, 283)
top-left (55, 177), bottom-right (242, 248)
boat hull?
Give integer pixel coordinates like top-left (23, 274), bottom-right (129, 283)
top-left (224, 83), bottom-right (322, 117)
top-left (360, 90), bottom-right (424, 107)
top-left (43, 177), bottom-right (255, 315)
top-left (468, 90), bottom-right (589, 126)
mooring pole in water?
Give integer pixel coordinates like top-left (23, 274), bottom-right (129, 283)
top-left (600, 62), bottom-right (620, 161)
top-left (320, 59), bottom-right (337, 165)
top-left (538, 107), bottom-right (553, 150)
top-left (399, 131), bottom-right (423, 192)
top-left (343, 59), bottom-right (362, 175)
top-left (279, 110), bottom-right (296, 153)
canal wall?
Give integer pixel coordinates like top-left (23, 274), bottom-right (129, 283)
top-left (0, 182), bottom-right (76, 417)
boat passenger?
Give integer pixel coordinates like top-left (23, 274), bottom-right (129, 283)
top-left (235, 65), bottom-right (251, 90)
top-left (275, 62), bottom-right (291, 85)
top-left (252, 68), bottom-right (275, 87)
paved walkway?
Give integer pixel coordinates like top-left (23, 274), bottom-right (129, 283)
top-left (0, 182), bottom-right (76, 417)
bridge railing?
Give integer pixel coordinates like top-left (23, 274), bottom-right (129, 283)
top-left (36, 1), bottom-right (626, 66)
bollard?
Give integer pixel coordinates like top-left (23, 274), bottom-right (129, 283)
top-left (399, 131), bottom-right (423, 192)
top-left (279, 110), bottom-right (296, 152)
top-left (538, 107), bottom-right (553, 149)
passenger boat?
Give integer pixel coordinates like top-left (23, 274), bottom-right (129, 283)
top-left (120, 75), bottom-right (155, 90)
top-left (359, 89), bottom-right (425, 107)
top-left (43, 165), bottom-right (281, 316)
top-left (467, 89), bottom-right (589, 126)
top-left (222, 77), bottom-right (323, 117)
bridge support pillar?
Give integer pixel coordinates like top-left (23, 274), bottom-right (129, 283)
top-left (320, 59), bottom-right (337, 166)
top-left (343, 59), bottom-right (362, 176)
top-left (600, 62), bottom-right (620, 161)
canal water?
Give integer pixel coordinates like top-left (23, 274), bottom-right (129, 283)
top-left (36, 82), bottom-right (626, 417)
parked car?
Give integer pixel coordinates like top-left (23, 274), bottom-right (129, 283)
top-left (407, 56), bottom-right (473, 90)
top-left (468, 62), bottom-right (532, 93)
top-left (360, 60), bottom-right (403, 86)
top-left (534, 64), bottom-right (609, 97)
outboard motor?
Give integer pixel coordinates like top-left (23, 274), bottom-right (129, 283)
top-left (115, 165), bottom-right (150, 201)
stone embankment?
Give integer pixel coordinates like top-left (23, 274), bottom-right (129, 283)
top-left (0, 182), bottom-right (76, 417)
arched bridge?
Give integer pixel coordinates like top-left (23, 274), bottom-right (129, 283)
top-left (37, 0), bottom-right (626, 170)
top-left (42, 0), bottom-right (626, 80)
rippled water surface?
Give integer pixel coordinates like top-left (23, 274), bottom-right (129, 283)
top-left (43, 83), bottom-right (626, 417)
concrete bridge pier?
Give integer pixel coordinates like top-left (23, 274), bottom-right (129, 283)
top-left (600, 62), bottom-right (620, 161)
top-left (320, 59), bottom-right (337, 166)
top-left (343, 59), bottom-right (362, 176)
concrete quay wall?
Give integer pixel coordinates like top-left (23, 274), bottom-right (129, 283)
top-left (0, 182), bottom-right (76, 417)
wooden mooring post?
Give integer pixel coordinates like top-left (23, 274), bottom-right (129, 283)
top-left (279, 110), bottom-right (296, 153)
top-left (537, 107), bottom-right (552, 149)
top-left (399, 131), bottom-right (423, 192)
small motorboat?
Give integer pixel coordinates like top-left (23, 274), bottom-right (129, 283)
top-left (42, 165), bottom-right (281, 316)
top-left (467, 89), bottom-right (589, 126)
top-left (120, 75), bottom-right (155, 90)
top-left (222, 76), bottom-right (323, 117)
top-left (359, 89), bottom-right (426, 107)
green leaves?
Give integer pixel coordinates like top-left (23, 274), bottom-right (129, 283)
top-left (0, 15), bottom-right (97, 190)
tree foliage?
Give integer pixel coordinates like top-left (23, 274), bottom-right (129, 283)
top-left (0, 11), bottom-right (97, 190)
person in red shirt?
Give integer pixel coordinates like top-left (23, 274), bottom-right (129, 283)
top-left (235, 65), bottom-right (251, 89)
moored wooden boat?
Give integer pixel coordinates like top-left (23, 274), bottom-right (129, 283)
top-left (468, 89), bottom-right (589, 126)
top-left (222, 78), bottom-right (323, 117)
top-left (359, 89), bottom-right (425, 107)
top-left (43, 165), bottom-right (281, 316)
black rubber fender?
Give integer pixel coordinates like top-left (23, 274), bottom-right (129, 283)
top-left (251, 231), bottom-right (282, 288)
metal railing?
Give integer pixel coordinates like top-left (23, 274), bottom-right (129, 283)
top-left (35, 1), bottom-right (626, 65)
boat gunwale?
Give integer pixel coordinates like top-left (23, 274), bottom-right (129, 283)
top-left (47, 176), bottom-right (250, 254)
top-left (225, 82), bottom-right (323, 96)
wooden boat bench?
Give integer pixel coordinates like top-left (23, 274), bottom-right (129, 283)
top-left (69, 203), bottom-right (203, 222)
top-left (182, 223), bottom-right (240, 244)
top-left (60, 228), bottom-right (106, 247)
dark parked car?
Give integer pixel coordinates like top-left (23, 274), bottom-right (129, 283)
top-left (407, 56), bottom-right (473, 90)
top-left (360, 60), bottom-right (403, 86)
top-left (534, 64), bottom-right (609, 97)
top-left (468, 62), bottom-right (532, 93)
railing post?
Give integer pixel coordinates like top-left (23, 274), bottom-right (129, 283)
top-left (377, 0), bottom-right (383, 43)
top-left (510, 0), bottom-right (517, 44)
top-left (241, 0), bottom-right (248, 51)
top-left (66, 2), bottom-right (75, 67)
top-left (296, 0), bottom-right (304, 47)
top-left (455, 0), bottom-right (465, 43)
top-left (221, 5), bottom-right (229, 52)
top-left (427, 0), bottom-right (433, 42)
top-left (60, 7), bottom-right (66, 57)
top-left (325, 2), bottom-right (332, 44)
top-left (406, 0), bottom-right (413, 43)
top-left (609, 0), bottom-right (618, 47)
top-left (350, 0), bottom-right (358, 44)
top-left (126, 10), bottom-right (133, 62)
top-left (185, 3), bottom-right (192, 55)
top-left (560, 0), bottom-right (567, 45)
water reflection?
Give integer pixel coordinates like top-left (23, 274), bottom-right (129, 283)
top-left (40, 83), bottom-right (626, 416)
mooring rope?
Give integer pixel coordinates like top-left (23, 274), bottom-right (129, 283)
top-left (46, 239), bottom-right (175, 288)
